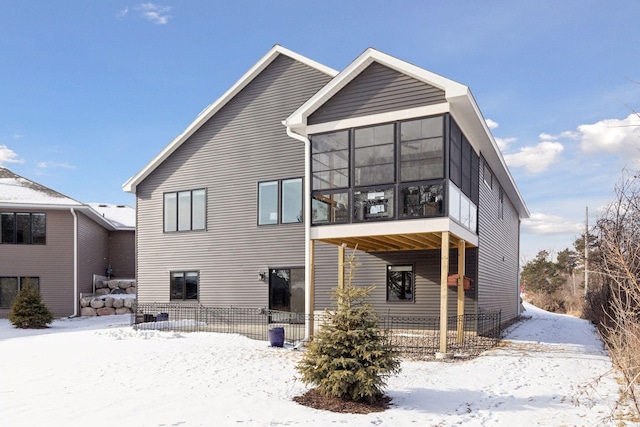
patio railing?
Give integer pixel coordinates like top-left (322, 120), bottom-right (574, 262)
top-left (131, 302), bottom-right (501, 359)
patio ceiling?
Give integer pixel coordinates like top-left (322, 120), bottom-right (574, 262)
top-left (315, 231), bottom-right (475, 253)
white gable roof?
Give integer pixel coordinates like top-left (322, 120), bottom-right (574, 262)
top-left (87, 203), bottom-right (135, 230)
top-left (0, 168), bottom-right (82, 208)
top-left (284, 48), bottom-right (529, 219)
top-left (122, 45), bottom-right (338, 194)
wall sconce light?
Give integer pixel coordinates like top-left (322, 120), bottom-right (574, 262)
top-left (258, 271), bottom-right (267, 282)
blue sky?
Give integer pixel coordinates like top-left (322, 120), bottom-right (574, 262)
top-left (1, 1), bottom-right (639, 261)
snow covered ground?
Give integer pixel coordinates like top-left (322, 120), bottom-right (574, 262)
top-left (0, 302), bottom-right (626, 426)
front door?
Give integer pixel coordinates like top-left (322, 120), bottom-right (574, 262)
top-left (269, 268), bottom-right (305, 315)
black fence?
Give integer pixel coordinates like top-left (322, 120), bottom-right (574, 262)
top-left (132, 302), bottom-right (501, 359)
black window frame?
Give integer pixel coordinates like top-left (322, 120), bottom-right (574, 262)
top-left (163, 189), bottom-right (206, 233)
top-left (0, 212), bottom-right (46, 245)
top-left (169, 271), bottom-right (199, 301)
top-left (257, 178), bottom-right (303, 226)
top-left (386, 265), bottom-right (414, 302)
top-left (0, 276), bottom-right (40, 309)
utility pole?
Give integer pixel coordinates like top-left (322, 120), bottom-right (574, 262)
top-left (584, 206), bottom-right (589, 296)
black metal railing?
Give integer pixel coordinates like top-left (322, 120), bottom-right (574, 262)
top-left (131, 302), bottom-right (501, 358)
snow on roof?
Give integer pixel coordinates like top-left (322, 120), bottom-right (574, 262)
top-left (87, 203), bottom-right (135, 229)
top-left (0, 167), bottom-right (82, 206)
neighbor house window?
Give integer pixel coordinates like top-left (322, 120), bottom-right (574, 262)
top-left (258, 178), bottom-right (302, 225)
top-left (164, 189), bottom-right (206, 232)
top-left (170, 271), bottom-right (198, 301)
top-left (499, 187), bottom-right (504, 220)
top-left (0, 276), bottom-right (39, 309)
top-left (0, 213), bottom-right (46, 244)
top-left (387, 265), bottom-right (413, 302)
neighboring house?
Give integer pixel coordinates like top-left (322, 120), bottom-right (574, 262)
top-left (0, 168), bottom-right (135, 317)
top-left (123, 45), bottom-right (529, 344)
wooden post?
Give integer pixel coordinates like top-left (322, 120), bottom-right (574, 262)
top-left (308, 240), bottom-right (315, 338)
top-left (439, 232), bottom-right (450, 354)
top-left (457, 238), bottom-right (466, 344)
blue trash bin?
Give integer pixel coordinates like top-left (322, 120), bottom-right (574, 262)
top-left (269, 327), bottom-right (285, 347)
top-left (156, 312), bottom-right (169, 322)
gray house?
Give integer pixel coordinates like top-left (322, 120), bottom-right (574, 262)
top-left (0, 168), bottom-right (135, 317)
top-left (123, 46), bottom-right (528, 346)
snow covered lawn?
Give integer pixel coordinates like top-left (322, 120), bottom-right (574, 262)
top-left (0, 303), bottom-right (623, 426)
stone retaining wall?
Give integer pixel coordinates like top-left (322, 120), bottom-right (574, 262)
top-left (80, 279), bottom-right (136, 317)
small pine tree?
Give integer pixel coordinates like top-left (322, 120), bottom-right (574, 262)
top-left (296, 249), bottom-right (401, 403)
top-left (9, 279), bottom-right (53, 329)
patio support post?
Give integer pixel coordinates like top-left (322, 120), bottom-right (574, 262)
top-left (457, 238), bottom-right (466, 343)
top-left (338, 244), bottom-right (345, 306)
top-left (439, 232), bottom-right (450, 354)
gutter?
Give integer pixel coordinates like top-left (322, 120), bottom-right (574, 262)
top-left (285, 124), bottom-right (312, 338)
top-left (70, 208), bottom-right (79, 317)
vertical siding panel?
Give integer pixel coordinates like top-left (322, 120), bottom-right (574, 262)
top-left (0, 209), bottom-right (75, 317)
top-left (136, 55), bottom-right (333, 307)
top-left (308, 62), bottom-right (446, 124)
top-left (477, 157), bottom-right (520, 322)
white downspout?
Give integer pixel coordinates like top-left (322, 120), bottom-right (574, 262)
top-left (285, 124), bottom-right (312, 338)
top-left (70, 208), bottom-right (79, 317)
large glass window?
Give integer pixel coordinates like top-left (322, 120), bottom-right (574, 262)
top-left (400, 117), bottom-right (443, 182)
top-left (400, 184), bottom-right (443, 218)
top-left (0, 276), bottom-right (39, 309)
top-left (164, 189), bottom-right (206, 232)
top-left (354, 187), bottom-right (394, 222)
top-left (312, 192), bottom-right (349, 224)
top-left (258, 178), bottom-right (303, 225)
top-left (354, 124), bottom-right (395, 186)
top-left (0, 213), bottom-right (46, 244)
top-left (311, 131), bottom-right (349, 190)
top-left (170, 271), bottom-right (199, 301)
top-left (387, 265), bottom-right (414, 302)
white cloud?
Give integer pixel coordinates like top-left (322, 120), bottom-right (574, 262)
top-left (36, 161), bottom-right (76, 171)
top-left (0, 145), bottom-right (23, 166)
top-left (135, 3), bottom-right (172, 24)
top-left (539, 131), bottom-right (579, 141)
top-left (495, 137), bottom-right (516, 151)
top-left (485, 118), bottom-right (499, 130)
top-left (578, 113), bottom-right (640, 156)
top-left (116, 7), bottom-right (129, 18)
top-left (503, 141), bottom-right (564, 174)
top-left (522, 212), bottom-right (583, 235)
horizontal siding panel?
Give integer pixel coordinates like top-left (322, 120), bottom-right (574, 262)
top-left (136, 54), bottom-right (332, 308)
top-left (77, 213), bottom-right (109, 295)
top-left (477, 156), bottom-right (520, 322)
top-left (309, 62), bottom-right (446, 125)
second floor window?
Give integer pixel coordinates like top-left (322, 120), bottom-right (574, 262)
top-left (164, 189), bottom-right (206, 232)
top-left (258, 178), bottom-right (303, 225)
top-left (0, 212), bottom-right (46, 244)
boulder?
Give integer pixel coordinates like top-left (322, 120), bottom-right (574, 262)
top-left (104, 297), bottom-right (114, 308)
top-left (115, 307), bottom-right (131, 315)
top-left (123, 298), bottom-right (134, 309)
top-left (118, 281), bottom-right (132, 289)
top-left (81, 307), bottom-right (97, 317)
top-left (80, 296), bottom-right (93, 308)
top-left (113, 298), bottom-right (124, 309)
top-left (108, 280), bottom-right (120, 289)
top-left (95, 280), bottom-right (108, 289)
top-left (90, 299), bottom-right (105, 309)
top-left (126, 287), bottom-right (136, 295)
top-left (95, 288), bottom-right (110, 296)
top-left (110, 288), bottom-right (126, 295)
top-left (96, 307), bottom-right (116, 316)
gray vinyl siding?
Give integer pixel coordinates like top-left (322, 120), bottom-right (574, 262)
top-left (135, 54), bottom-right (333, 307)
top-left (77, 213), bottom-right (109, 295)
top-left (0, 209), bottom-right (74, 317)
top-left (313, 243), bottom-right (478, 318)
top-left (308, 62), bottom-right (446, 125)
top-left (477, 156), bottom-right (520, 322)
top-left (108, 230), bottom-right (135, 279)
